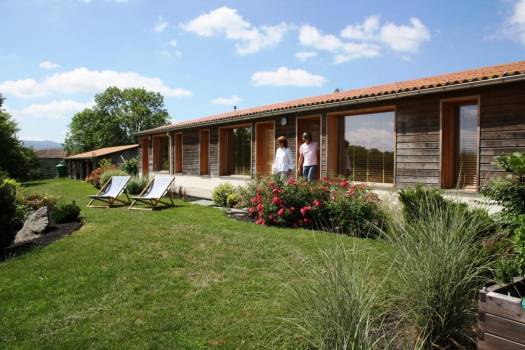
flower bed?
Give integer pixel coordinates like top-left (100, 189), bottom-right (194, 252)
top-left (243, 176), bottom-right (384, 236)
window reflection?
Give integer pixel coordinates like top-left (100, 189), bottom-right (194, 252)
top-left (455, 105), bottom-right (478, 189)
top-left (343, 111), bottom-right (395, 184)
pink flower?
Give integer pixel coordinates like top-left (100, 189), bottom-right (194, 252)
top-left (257, 204), bottom-right (264, 212)
top-left (277, 208), bottom-right (285, 217)
top-left (347, 186), bottom-right (356, 196)
top-left (300, 206), bottom-right (311, 217)
top-left (287, 178), bottom-right (297, 186)
top-left (248, 207), bottom-right (255, 215)
top-left (303, 217), bottom-right (311, 225)
top-left (255, 218), bottom-right (266, 225)
top-left (272, 196), bottom-right (282, 205)
top-left (339, 179), bottom-right (349, 188)
top-left (313, 199), bottom-right (322, 207)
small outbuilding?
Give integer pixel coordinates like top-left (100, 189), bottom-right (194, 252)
top-left (65, 144), bottom-right (138, 180)
top-left (35, 148), bottom-right (67, 178)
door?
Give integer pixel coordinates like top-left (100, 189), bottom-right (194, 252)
top-left (256, 122), bottom-right (275, 176)
top-left (297, 116), bottom-right (321, 179)
top-left (200, 129), bottom-right (210, 175)
top-left (142, 138), bottom-right (149, 176)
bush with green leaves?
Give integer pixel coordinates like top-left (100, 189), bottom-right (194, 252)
top-left (481, 152), bottom-right (525, 218)
top-left (0, 178), bottom-right (18, 250)
top-left (100, 170), bottom-right (128, 188)
top-left (277, 245), bottom-right (388, 350)
top-left (126, 176), bottom-right (148, 195)
top-left (121, 158), bottom-right (138, 176)
top-left (212, 183), bottom-right (236, 207)
top-left (226, 192), bottom-right (242, 208)
top-left (52, 201), bottom-right (81, 224)
top-left (384, 195), bottom-right (493, 348)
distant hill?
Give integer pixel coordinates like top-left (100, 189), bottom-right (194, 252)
top-left (22, 140), bottom-right (64, 150)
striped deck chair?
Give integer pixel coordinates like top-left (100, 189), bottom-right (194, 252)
top-left (87, 175), bottom-right (131, 208)
top-left (128, 175), bottom-right (175, 211)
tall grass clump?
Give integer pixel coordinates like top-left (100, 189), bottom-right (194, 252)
top-left (385, 192), bottom-right (494, 348)
top-left (276, 244), bottom-right (389, 350)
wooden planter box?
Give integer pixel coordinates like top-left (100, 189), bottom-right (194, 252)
top-left (478, 278), bottom-right (525, 349)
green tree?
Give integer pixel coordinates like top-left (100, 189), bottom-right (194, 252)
top-left (64, 87), bottom-right (170, 154)
top-left (0, 94), bottom-right (40, 180)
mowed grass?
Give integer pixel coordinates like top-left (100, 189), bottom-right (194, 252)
top-left (0, 179), bottom-right (389, 349)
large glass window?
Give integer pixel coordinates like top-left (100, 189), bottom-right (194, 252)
top-left (153, 136), bottom-right (170, 172)
top-left (455, 104), bottom-right (478, 189)
top-left (230, 127), bottom-right (251, 175)
top-left (342, 111), bottom-right (395, 184)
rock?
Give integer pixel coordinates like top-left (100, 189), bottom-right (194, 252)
top-left (14, 207), bottom-right (49, 244)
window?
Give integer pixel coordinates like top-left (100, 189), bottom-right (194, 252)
top-left (219, 125), bottom-right (252, 176)
top-left (342, 111), bottom-right (395, 184)
top-left (441, 101), bottom-right (479, 189)
top-left (153, 136), bottom-right (170, 172)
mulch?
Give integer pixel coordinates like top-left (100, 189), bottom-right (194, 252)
top-left (1, 221), bottom-right (83, 261)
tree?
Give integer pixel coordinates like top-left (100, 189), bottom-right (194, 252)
top-left (65, 87), bottom-right (170, 154)
top-left (0, 94), bottom-right (40, 180)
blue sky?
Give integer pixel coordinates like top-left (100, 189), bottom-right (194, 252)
top-left (0, 0), bottom-right (524, 142)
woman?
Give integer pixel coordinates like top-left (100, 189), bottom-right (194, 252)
top-left (297, 132), bottom-right (319, 182)
top-left (273, 136), bottom-right (293, 181)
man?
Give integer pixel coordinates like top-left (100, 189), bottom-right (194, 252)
top-left (297, 131), bottom-right (319, 182)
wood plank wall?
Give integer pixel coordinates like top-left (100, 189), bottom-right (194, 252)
top-left (143, 81), bottom-right (525, 189)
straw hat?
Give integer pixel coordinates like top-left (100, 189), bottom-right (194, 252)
top-left (276, 136), bottom-right (287, 142)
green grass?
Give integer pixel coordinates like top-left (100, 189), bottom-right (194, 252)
top-left (0, 179), bottom-right (388, 349)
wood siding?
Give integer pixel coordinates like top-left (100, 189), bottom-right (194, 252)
top-left (142, 81), bottom-right (525, 191)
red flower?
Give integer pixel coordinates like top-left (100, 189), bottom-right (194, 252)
top-left (248, 207), bottom-right (255, 215)
top-left (255, 218), bottom-right (266, 225)
top-left (287, 178), bottom-right (296, 186)
top-left (290, 206), bottom-right (296, 213)
top-left (313, 199), bottom-right (322, 207)
top-left (339, 179), bottom-right (349, 188)
top-left (257, 203), bottom-right (264, 212)
top-left (303, 217), bottom-right (312, 225)
top-left (347, 185), bottom-right (356, 196)
top-left (272, 196), bottom-right (282, 205)
top-left (250, 197), bottom-right (257, 204)
top-left (300, 205), bottom-right (311, 217)
top-left (277, 208), bottom-right (285, 217)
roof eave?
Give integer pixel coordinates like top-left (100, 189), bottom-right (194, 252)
top-left (135, 74), bottom-right (525, 136)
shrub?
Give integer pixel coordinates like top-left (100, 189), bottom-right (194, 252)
top-left (212, 183), bottom-right (236, 207)
top-left (244, 177), bottom-right (384, 236)
top-left (126, 176), bottom-right (148, 195)
top-left (398, 185), bottom-right (447, 222)
top-left (23, 193), bottom-right (58, 211)
top-left (0, 178), bottom-right (18, 250)
top-left (481, 152), bottom-right (525, 218)
top-left (100, 170), bottom-right (128, 188)
top-left (98, 158), bottom-right (112, 168)
top-left (384, 198), bottom-right (493, 348)
top-left (226, 192), bottom-right (242, 208)
top-left (277, 245), bottom-right (388, 349)
top-left (52, 201), bottom-right (81, 224)
top-left (121, 158), bottom-right (138, 176)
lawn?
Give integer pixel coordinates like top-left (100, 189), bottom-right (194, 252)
top-left (0, 178), bottom-right (388, 350)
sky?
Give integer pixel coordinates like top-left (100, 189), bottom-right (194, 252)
top-left (0, 0), bottom-right (524, 143)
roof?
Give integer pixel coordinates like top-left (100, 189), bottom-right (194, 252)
top-left (65, 144), bottom-right (138, 160)
top-left (35, 148), bottom-right (66, 159)
top-left (137, 60), bottom-right (525, 135)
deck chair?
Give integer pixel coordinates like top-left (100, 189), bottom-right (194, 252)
top-left (128, 175), bottom-right (175, 211)
top-left (87, 175), bottom-right (131, 208)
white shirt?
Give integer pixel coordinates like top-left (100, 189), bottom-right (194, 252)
top-left (300, 141), bottom-right (319, 166)
top-left (273, 147), bottom-right (294, 173)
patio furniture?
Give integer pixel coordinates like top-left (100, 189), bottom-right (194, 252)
top-left (87, 175), bottom-right (131, 208)
top-left (128, 175), bottom-right (175, 210)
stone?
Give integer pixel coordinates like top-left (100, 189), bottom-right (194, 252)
top-left (14, 207), bottom-right (49, 244)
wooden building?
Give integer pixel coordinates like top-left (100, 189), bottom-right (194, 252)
top-left (65, 144), bottom-right (138, 180)
top-left (136, 61), bottom-right (525, 193)
top-left (35, 148), bottom-right (67, 178)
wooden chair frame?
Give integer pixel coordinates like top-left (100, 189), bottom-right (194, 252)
top-left (128, 177), bottom-right (175, 211)
top-left (87, 177), bottom-right (131, 208)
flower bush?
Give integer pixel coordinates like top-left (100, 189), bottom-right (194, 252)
top-left (244, 176), bottom-right (384, 236)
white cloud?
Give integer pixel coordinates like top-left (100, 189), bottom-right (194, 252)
top-left (8, 100), bottom-right (93, 120)
top-left (341, 15), bottom-right (380, 40)
top-left (168, 39), bottom-right (177, 48)
top-left (379, 18), bottom-right (430, 53)
top-left (154, 16), bottom-right (168, 33)
top-left (39, 61), bottom-right (61, 70)
top-left (298, 16), bottom-right (430, 63)
top-left (181, 6), bottom-right (288, 55)
top-left (0, 67), bottom-right (192, 98)
top-left (299, 24), bottom-right (380, 63)
top-left (211, 95), bottom-right (243, 105)
top-left (501, 0), bottom-right (525, 46)
top-left (251, 67), bottom-right (326, 87)
top-left (295, 51), bottom-right (317, 61)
